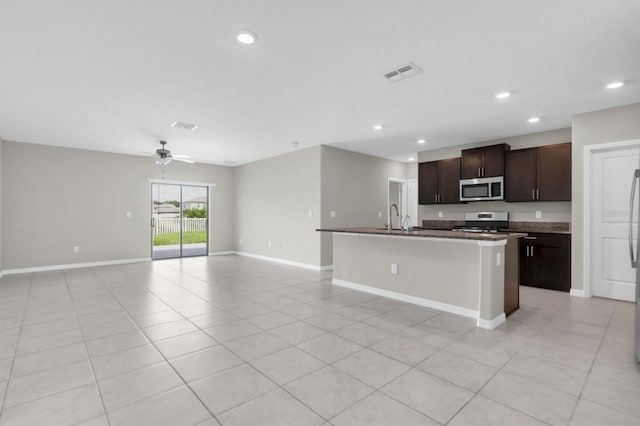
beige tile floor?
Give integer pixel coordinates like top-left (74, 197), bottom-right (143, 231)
top-left (0, 255), bottom-right (638, 425)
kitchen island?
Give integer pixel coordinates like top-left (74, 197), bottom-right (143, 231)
top-left (318, 227), bottom-right (524, 329)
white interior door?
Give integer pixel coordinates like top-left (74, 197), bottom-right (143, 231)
top-left (408, 179), bottom-right (418, 226)
top-left (591, 143), bottom-right (640, 301)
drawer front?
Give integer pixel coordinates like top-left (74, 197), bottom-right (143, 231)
top-left (521, 232), bottom-right (569, 247)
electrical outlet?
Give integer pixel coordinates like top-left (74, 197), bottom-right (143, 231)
top-left (126, 211), bottom-right (132, 218)
top-left (391, 264), bottom-right (398, 274)
top-left (438, 211), bottom-right (443, 218)
top-left (330, 211), bottom-right (336, 218)
top-left (239, 238), bottom-right (242, 244)
top-left (378, 211), bottom-right (382, 218)
top-left (496, 253), bottom-right (501, 266)
top-left (73, 246), bottom-right (80, 253)
top-left (535, 210), bottom-right (542, 219)
top-left (268, 241), bottom-right (272, 248)
top-left (308, 210), bottom-right (313, 218)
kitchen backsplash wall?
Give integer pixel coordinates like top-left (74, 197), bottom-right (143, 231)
top-left (419, 200), bottom-right (571, 223)
top-left (414, 127), bottom-right (572, 224)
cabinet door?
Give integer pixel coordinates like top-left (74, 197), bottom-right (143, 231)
top-left (519, 234), bottom-right (571, 292)
top-left (438, 158), bottom-right (461, 204)
top-left (460, 148), bottom-right (483, 179)
top-left (481, 144), bottom-right (508, 177)
top-left (418, 161), bottom-right (439, 204)
top-left (505, 148), bottom-right (536, 201)
top-left (537, 143), bottom-right (571, 201)
top-left (519, 239), bottom-right (535, 287)
top-left (529, 244), bottom-right (570, 291)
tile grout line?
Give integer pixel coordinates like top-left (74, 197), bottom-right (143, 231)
top-left (63, 269), bottom-right (114, 426)
top-left (0, 273), bottom-right (34, 422)
top-left (92, 268), bottom-right (223, 426)
top-left (566, 300), bottom-right (617, 425)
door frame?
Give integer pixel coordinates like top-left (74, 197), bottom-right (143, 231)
top-left (583, 139), bottom-right (640, 298)
top-left (149, 179), bottom-right (216, 259)
top-left (387, 177), bottom-right (407, 227)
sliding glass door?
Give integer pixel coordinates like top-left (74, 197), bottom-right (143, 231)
top-left (151, 183), bottom-right (208, 259)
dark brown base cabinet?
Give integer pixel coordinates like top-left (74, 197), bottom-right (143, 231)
top-left (519, 233), bottom-right (571, 292)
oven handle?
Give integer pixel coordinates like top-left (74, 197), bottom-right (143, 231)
top-left (629, 169), bottom-right (640, 268)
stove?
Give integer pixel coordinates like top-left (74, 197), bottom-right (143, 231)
top-left (451, 211), bottom-right (509, 233)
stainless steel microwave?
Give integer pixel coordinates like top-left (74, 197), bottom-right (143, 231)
top-left (460, 176), bottom-right (504, 201)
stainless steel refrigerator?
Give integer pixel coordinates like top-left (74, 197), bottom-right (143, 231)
top-left (630, 168), bottom-right (640, 365)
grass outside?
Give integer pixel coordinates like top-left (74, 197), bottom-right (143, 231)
top-left (153, 231), bottom-right (206, 246)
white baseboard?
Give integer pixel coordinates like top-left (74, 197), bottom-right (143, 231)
top-left (209, 251), bottom-right (237, 256)
top-left (235, 252), bottom-right (332, 271)
top-left (1, 257), bottom-right (151, 275)
top-left (332, 278), bottom-right (479, 320)
top-left (570, 288), bottom-right (587, 297)
top-left (477, 313), bottom-right (506, 330)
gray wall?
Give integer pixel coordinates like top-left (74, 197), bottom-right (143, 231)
top-left (320, 146), bottom-right (407, 265)
top-left (2, 142), bottom-right (233, 270)
top-left (415, 128), bottom-right (573, 222)
top-left (232, 146), bottom-right (322, 266)
top-left (0, 139), bottom-right (3, 272)
top-left (571, 103), bottom-right (640, 292)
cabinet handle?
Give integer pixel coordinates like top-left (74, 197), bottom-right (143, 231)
top-left (532, 189), bottom-right (535, 200)
top-left (536, 189), bottom-right (539, 200)
top-left (531, 246), bottom-right (534, 257)
top-left (482, 167), bottom-right (485, 177)
top-left (478, 167), bottom-right (481, 177)
top-left (438, 194), bottom-right (441, 203)
top-left (526, 246), bottom-right (529, 256)
top-left (524, 236), bottom-right (537, 240)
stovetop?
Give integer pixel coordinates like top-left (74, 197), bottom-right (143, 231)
top-left (451, 225), bottom-right (501, 233)
top-left (452, 212), bottom-right (509, 233)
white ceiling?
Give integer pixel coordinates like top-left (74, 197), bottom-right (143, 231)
top-left (1, 0), bottom-right (639, 165)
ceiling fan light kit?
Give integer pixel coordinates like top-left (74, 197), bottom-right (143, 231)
top-left (143, 140), bottom-right (195, 165)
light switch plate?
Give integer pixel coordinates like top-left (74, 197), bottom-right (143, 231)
top-left (391, 264), bottom-right (398, 274)
top-left (126, 211), bottom-right (132, 218)
top-left (535, 210), bottom-right (542, 219)
top-left (438, 211), bottom-right (443, 218)
top-left (308, 210), bottom-right (313, 218)
top-left (330, 211), bottom-right (336, 218)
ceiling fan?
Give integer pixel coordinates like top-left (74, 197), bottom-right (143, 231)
top-left (143, 140), bottom-right (195, 165)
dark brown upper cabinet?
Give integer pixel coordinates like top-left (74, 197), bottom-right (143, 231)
top-left (505, 142), bottom-right (571, 202)
top-left (418, 158), bottom-right (462, 204)
top-left (461, 143), bottom-right (510, 179)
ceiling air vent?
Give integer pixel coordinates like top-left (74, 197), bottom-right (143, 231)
top-left (384, 62), bottom-right (422, 82)
top-left (171, 121), bottom-right (198, 131)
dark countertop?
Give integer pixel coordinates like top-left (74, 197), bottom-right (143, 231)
top-left (420, 220), bottom-right (571, 234)
top-left (317, 227), bottom-right (526, 241)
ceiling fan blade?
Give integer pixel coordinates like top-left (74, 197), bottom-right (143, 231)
top-left (172, 157), bottom-right (195, 164)
top-left (171, 154), bottom-right (190, 158)
top-left (141, 151), bottom-right (157, 155)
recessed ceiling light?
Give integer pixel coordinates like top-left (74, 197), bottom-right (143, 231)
top-left (408, 157), bottom-right (415, 162)
top-left (495, 91), bottom-right (511, 99)
top-left (417, 139), bottom-right (426, 144)
top-left (236, 31), bottom-right (257, 45)
top-left (373, 124), bottom-right (384, 131)
top-left (528, 117), bottom-right (540, 123)
top-left (606, 81), bottom-right (624, 89)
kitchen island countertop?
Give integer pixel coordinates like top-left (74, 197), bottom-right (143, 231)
top-left (317, 227), bottom-right (526, 241)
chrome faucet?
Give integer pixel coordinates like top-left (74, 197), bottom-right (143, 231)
top-left (401, 215), bottom-right (410, 231)
top-left (388, 204), bottom-right (399, 231)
